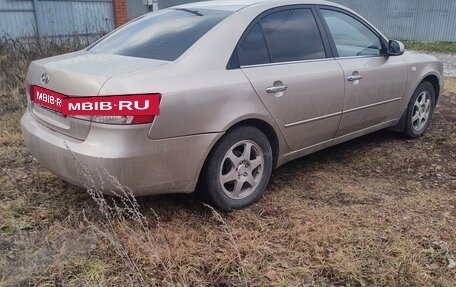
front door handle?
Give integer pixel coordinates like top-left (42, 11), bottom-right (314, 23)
top-left (266, 85), bottom-right (288, 93)
top-left (347, 71), bottom-right (363, 81)
top-left (347, 75), bottom-right (363, 81)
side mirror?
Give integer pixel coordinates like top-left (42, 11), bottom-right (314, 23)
top-left (388, 40), bottom-right (405, 56)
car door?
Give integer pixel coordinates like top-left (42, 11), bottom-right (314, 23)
top-left (238, 7), bottom-right (345, 151)
top-left (318, 8), bottom-right (408, 137)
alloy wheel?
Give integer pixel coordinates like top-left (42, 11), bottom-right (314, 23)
top-left (412, 91), bottom-right (431, 131)
top-left (219, 140), bottom-right (264, 199)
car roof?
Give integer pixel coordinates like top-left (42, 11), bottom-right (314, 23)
top-left (174, 0), bottom-right (338, 12)
top-left (172, 0), bottom-right (386, 40)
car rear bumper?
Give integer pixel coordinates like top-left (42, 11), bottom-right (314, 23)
top-left (21, 110), bottom-right (222, 196)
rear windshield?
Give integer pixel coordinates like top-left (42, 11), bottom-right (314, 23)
top-left (89, 8), bottom-right (231, 61)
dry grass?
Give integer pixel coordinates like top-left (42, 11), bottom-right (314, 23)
top-left (0, 39), bottom-right (455, 286)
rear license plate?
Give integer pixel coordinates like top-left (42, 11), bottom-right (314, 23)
top-left (33, 86), bottom-right (65, 113)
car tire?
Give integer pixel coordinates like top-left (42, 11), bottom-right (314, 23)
top-left (199, 126), bottom-right (273, 211)
top-left (404, 81), bottom-right (436, 138)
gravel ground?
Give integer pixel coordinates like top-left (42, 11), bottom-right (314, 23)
top-left (411, 50), bottom-right (456, 77)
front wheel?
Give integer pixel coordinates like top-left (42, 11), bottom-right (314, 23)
top-left (404, 81), bottom-right (436, 138)
top-left (199, 126), bottom-right (273, 211)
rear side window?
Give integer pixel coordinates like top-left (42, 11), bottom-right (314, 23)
top-left (260, 9), bottom-right (326, 63)
top-left (238, 23), bottom-right (270, 66)
top-left (89, 8), bottom-right (231, 61)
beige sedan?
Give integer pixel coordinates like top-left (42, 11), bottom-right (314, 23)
top-left (21, 0), bottom-right (444, 210)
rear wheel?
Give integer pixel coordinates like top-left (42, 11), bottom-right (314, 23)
top-left (199, 126), bottom-right (273, 211)
top-left (404, 81), bottom-right (436, 138)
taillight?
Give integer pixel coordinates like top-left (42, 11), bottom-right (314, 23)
top-left (25, 80), bottom-right (33, 100)
top-left (71, 115), bottom-right (156, 125)
top-left (87, 115), bottom-right (155, 125)
top-left (70, 94), bottom-right (160, 125)
top-left (131, 115), bottom-right (155, 124)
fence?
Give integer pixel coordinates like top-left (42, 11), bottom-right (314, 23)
top-left (1, 0), bottom-right (455, 42)
top-left (331, 0), bottom-right (456, 42)
top-left (126, 0), bottom-right (456, 42)
top-left (0, 0), bottom-right (114, 40)
top-left (126, 0), bottom-right (205, 20)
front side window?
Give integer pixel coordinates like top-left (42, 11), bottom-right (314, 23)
top-left (321, 9), bottom-right (382, 57)
top-left (259, 9), bottom-right (326, 63)
top-left (90, 8), bottom-right (231, 61)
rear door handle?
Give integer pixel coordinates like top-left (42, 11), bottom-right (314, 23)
top-left (266, 85), bottom-right (288, 93)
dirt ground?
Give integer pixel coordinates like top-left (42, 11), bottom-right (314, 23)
top-left (0, 44), bottom-right (455, 286)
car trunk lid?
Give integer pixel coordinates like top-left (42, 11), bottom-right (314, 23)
top-left (27, 51), bottom-right (169, 140)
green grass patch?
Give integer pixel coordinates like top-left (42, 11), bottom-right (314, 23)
top-left (402, 40), bottom-right (456, 53)
top-left (74, 258), bottom-right (108, 285)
